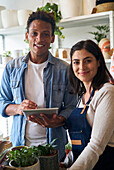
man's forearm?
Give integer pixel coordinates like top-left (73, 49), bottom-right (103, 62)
top-left (5, 104), bottom-right (20, 116)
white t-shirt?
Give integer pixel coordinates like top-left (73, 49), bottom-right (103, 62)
top-left (25, 59), bottom-right (48, 146)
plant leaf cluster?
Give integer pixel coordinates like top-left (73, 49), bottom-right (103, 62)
top-left (30, 138), bottom-right (57, 157)
top-left (88, 25), bottom-right (109, 43)
top-left (3, 51), bottom-right (11, 57)
top-left (65, 142), bottom-right (72, 150)
top-left (7, 139), bottom-right (57, 167)
top-left (7, 147), bottom-right (37, 167)
top-left (37, 2), bottom-right (65, 39)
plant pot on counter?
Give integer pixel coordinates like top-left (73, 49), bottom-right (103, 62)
top-left (38, 149), bottom-right (59, 170)
top-left (3, 146), bottom-right (40, 170)
top-left (9, 159), bottom-right (40, 170)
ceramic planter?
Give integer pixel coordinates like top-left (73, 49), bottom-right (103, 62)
top-left (4, 146), bottom-right (40, 170)
top-left (99, 38), bottom-right (111, 59)
top-left (2, 57), bottom-right (13, 65)
top-left (39, 149), bottom-right (59, 170)
top-left (59, 0), bottom-right (82, 18)
top-left (1, 10), bottom-right (18, 28)
top-left (83, 0), bottom-right (96, 15)
top-left (0, 6), bottom-right (6, 28)
top-left (9, 159), bottom-right (40, 170)
top-left (17, 9), bottom-right (32, 26)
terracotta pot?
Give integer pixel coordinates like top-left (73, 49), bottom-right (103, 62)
top-left (99, 38), bottom-right (111, 59)
top-left (65, 149), bottom-right (71, 157)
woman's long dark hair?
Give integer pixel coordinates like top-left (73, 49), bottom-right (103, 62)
top-left (69, 40), bottom-right (113, 95)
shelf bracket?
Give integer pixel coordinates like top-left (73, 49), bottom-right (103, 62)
top-left (109, 11), bottom-right (114, 49)
top-left (0, 34), bottom-right (5, 51)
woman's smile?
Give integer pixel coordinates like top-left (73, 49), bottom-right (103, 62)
top-left (72, 49), bottom-right (100, 85)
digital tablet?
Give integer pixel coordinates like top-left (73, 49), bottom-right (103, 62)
top-left (23, 107), bottom-right (59, 119)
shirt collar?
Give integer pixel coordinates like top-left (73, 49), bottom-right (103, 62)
top-left (23, 51), bottom-right (55, 65)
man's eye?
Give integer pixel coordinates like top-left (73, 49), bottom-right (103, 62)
top-left (44, 33), bottom-right (50, 37)
top-left (31, 32), bottom-right (37, 36)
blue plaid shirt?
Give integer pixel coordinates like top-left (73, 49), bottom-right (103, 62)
top-left (0, 52), bottom-right (77, 160)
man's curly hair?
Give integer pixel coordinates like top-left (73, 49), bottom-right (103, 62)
top-left (26, 10), bottom-right (55, 36)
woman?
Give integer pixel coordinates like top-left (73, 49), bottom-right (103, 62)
top-left (66, 40), bottom-right (114, 170)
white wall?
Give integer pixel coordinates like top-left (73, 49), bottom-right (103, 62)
top-left (0, 0), bottom-right (58, 10)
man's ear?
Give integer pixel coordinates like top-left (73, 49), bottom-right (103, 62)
top-left (51, 35), bottom-right (55, 43)
top-left (25, 32), bottom-right (29, 42)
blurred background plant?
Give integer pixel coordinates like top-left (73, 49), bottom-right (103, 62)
top-left (88, 25), bottom-right (109, 43)
top-left (3, 51), bottom-right (11, 57)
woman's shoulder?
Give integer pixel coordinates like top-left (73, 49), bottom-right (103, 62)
top-left (100, 82), bottom-right (114, 93)
top-left (92, 83), bottom-right (114, 104)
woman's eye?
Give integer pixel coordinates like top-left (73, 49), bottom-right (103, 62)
top-left (72, 61), bottom-right (79, 65)
top-left (43, 33), bottom-right (50, 37)
top-left (85, 60), bottom-right (91, 63)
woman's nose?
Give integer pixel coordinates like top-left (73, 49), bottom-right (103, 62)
top-left (80, 62), bottom-right (85, 69)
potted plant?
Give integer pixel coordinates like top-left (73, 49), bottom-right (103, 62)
top-left (88, 24), bottom-right (113, 59)
top-left (88, 24), bottom-right (109, 44)
top-left (65, 142), bottom-right (72, 157)
top-left (29, 139), bottom-right (59, 170)
top-left (37, 2), bottom-right (65, 39)
top-left (7, 146), bottom-right (39, 169)
top-left (2, 51), bottom-right (13, 65)
top-left (3, 139), bottom-right (59, 170)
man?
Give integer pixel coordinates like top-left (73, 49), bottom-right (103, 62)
top-left (0, 10), bottom-right (77, 161)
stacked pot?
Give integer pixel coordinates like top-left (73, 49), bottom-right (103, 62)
top-left (0, 9), bottom-right (32, 28)
top-left (0, 6), bottom-right (6, 28)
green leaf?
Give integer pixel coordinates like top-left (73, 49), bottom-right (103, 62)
top-left (36, 2), bottom-right (64, 39)
top-left (88, 24), bottom-right (109, 43)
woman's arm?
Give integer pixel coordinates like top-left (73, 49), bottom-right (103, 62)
top-left (69, 84), bottom-right (114, 170)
